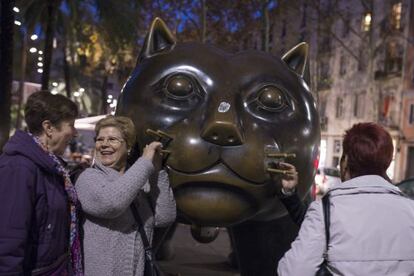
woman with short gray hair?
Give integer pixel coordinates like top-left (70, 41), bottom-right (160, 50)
top-left (75, 115), bottom-right (176, 276)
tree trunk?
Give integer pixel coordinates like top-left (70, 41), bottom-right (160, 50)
top-left (201, 0), bottom-right (207, 43)
top-left (62, 40), bottom-right (71, 98)
top-left (16, 30), bottom-right (28, 129)
top-left (41, 0), bottom-right (59, 90)
top-left (0, 0), bottom-right (15, 152)
top-left (101, 75), bottom-right (108, 114)
top-left (261, 0), bottom-right (270, 52)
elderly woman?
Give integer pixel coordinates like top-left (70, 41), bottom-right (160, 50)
top-left (278, 122), bottom-right (414, 275)
top-left (75, 115), bottom-right (176, 276)
top-left (0, 91), bottom-right (82, 275)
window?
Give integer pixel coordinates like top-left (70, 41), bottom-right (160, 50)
top-left (333, 139), bottom-right (341, 154)
top-left (361, 12), bottom-right (372, 32)
top-left (318, 59), bottom-right (331, 90)
top-left (335, 97), bottom-right (344, 118)
top-left (319, 35), bottom-right (331, 53)
top-left (410, 104), bottom-right (414, 124)
top-left (332, 157), bottom-right (340, 168)
top-left (342, 15), bottom-right (350, 37)
top-left (381, 94), bottom-right (393, 119)
top-left (391, 2), bottom-right (402, 30)
top-left (385, 41), bottom-right (403, 72)
top-left (319, 60), bottom-right (329, 80)
top-left (339, 55), bottom-right (347, 76)
top-left (354, 92), bottom-right (365, 118)
top-left (358, 48), bottom-right (366, 71)
top-left (319, 98), bottom-right (327, 117)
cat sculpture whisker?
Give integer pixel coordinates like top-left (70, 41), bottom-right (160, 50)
top-left (146, 128), bottom-right (173, 159)
top-left (266, 153), bottom-right (296, 158)
top-left (146, 128), bottom-right (173, 143)
top-left (267, 167), bottom-right (298, 175)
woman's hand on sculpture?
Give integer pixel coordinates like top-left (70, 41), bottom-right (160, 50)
top-left (142, 141), bottom-right (163, 169)
top-left (278, 162), bottom-right (298, 194)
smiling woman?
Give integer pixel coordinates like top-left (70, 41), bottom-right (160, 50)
top-left (75, 115), bottom-right (176, 276)
top-left (0, 91), bottom-right (83, 275)
top-left (93, 116), bottom-right (136, 173)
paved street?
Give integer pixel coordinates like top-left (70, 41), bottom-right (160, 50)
top-left (159, 224), bottom-right (240, 276)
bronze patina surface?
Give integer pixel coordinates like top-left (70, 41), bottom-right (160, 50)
top-left (117, 18), bottom-right (320, 228)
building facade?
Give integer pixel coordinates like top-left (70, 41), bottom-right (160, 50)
top-left (264, 0), bottom-right (413, 181)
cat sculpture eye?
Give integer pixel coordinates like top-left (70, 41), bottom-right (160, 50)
top-left (256, 86), bottom-right (287, 112)
top-left (164, 74), bottom-right (195, 99)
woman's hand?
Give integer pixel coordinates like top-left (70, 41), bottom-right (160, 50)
top-left (278, 162), bottom-right (298, 194)
top-left (142, 141), bottom-right (163, 171)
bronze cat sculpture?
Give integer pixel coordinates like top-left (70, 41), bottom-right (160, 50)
top-left (117, 18), bottom-right (320, 275)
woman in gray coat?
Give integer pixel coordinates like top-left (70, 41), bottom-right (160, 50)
top-left (75, 116), bottom-right (176, 276)
top-left (278, 122), bottom-right (414, 275)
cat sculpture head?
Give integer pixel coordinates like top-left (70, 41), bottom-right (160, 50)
top-left (117, 18), bottom-right (320, 227)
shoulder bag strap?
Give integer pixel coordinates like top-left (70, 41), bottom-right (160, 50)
top-left (130, 203), bottom-right (152, 250)
top-left (321, 195), bottom-right (330, 253)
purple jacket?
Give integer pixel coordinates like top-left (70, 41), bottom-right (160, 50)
top-left (0, 130), bottom-right (70, 275)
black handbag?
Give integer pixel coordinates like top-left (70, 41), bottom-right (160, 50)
top-left (130, 204), bottom-right (165, 276)
top-left (315, 195), bottom-right (333, 276)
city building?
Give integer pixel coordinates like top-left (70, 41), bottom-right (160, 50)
top-left (263, 0), bottom-right (413, 182)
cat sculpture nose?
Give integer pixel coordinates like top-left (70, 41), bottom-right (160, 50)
top-left (201, 101), bottom-right (243, 146)
top-left (202, 122), bottom-right (243, 146)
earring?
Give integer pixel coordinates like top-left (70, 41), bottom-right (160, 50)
top-left (127, 149), bottom-right (131, 155)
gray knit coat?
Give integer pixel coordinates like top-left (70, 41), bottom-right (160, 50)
top-left (75, 157), bottom-right (176, 276)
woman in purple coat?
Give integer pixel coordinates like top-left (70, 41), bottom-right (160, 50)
top-left (0, 91), bottom-right (82, 275)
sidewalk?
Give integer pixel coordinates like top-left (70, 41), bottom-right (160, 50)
top-left (159, 224), bottom-right (240, 276)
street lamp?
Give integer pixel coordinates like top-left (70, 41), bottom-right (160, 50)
top-left (13, 7), bottom-right (20, 13)
top-left (30, 34), bottom-right (38, 40)
top-left (29, 47), bottom-right (37, 53)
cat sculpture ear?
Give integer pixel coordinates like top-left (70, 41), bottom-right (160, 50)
top-left (282, 42), bottom-right (310, 84)
top-left (139, 17), bottom-right (176, 61)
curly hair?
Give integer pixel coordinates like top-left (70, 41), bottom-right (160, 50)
top-left (95, 116), bottom-right (136, 149)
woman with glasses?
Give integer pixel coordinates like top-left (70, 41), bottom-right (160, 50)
top-left (75, 115), bottom-right (176, 276)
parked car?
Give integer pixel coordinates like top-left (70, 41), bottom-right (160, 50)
top-left (313, 166), bottom-right (341, 197)
top-left (396, 178), bottom-right (414, 199)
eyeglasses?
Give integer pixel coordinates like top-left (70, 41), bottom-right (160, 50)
top-left (95, 136), bottom-right (124, 146)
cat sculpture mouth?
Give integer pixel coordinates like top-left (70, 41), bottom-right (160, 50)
top-left (167, 162), bottom-right (274, 226)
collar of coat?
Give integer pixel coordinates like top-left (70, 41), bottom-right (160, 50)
top-left (328, 175), bottom-right (405, 198)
